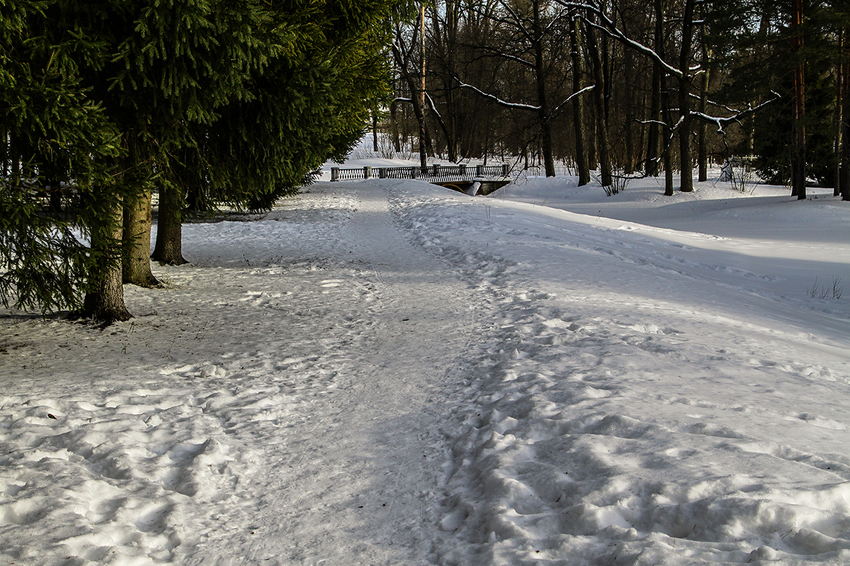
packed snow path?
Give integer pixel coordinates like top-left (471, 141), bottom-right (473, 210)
top-left (2, 177), bottom-right (850, 565)
top-left (0, 182), bottom-right (479, 564)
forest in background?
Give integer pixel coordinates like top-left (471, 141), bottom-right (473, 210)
top-left (1, 0), bottom-right (849, 323)
top-left (386, 0), bottom-right (850, 197)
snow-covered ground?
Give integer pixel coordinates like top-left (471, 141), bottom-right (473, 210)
top-left (1, 166), bottom-right (849, 565)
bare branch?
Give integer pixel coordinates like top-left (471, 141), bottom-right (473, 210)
top-left (690, 91), bottom-right (782, 132)
top-left (553, 1), bottom-right (684, 78)
top-left (424, 92), bottom-right (443, 120)
top-left (548, 85), bottom-right (596, 118)
top-left (456, 80), bottom-right (541, 111)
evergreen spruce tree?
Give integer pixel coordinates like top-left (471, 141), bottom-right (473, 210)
top-left (2, 0), bottom-right (396, 320)
top-left (0, 0), bottom-right (126, 316)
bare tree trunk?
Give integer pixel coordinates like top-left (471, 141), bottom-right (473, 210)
top-left (842, 31), bottom-right (850, 201)
top-left (623, 46), bottom-right (637, 174)
top-left (586, 23), bottom-right (612, 186)
top-left (791, 0), bottom-right (806, 199)
top-left (390, 99), bottom-right (401, 153)
top-left (698, 47), bottom-right (712, 182)
top-left (533, 0), bottom-right (555, 177)
top-left (570, 17), bottom-right (591, 186)
top-left (430, 0), bottom-right (459, 162)
top-left (391, 11), bottom-right (431, 166)
top-left (84, 195), bottom-right (132, 323)
top-left (152, 180), bottom-right (186, 265)
top-left (835, 28), bottom-right (844, 197)
top-left (372, 110), bottom-right (379, 153)
top-left (123, 189), bottom-right (159, 287)
top-left (678, 0), bottom-right (696, 193)
top-left (418, 4), bottom-right (429, 168)
top-left (663, 72), bottom-right (675, 197)
top-left (646, 0), bottom-right (664, 177)
top-left (656, 0), bottom-right (674, 197)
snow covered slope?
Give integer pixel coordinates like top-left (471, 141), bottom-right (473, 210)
top-left (1, 176), bottom-right (849, 565)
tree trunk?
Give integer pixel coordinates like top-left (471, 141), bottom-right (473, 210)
top-left (390, 99), bottom-right (401, 153)
top-left (842, 31), bottom-right (850, 201)
top-left (151, 181), bottom-right (187, 265)
top-left (431, 0), bottom-right (459, 163)
top-left (570, 17), bottom-right (590, 186)
top-left (123, 189), bottom-right (159, 287)
top-left (418, 4), bottom-right (429, 167)
top-left (791, 0), bottom-right (806, 199)
top-left (372, 110), bottom-right (379, 153)
top-left (663, 72), bottom-right (675, 197)
top-left (84, 195), bottom-right (132, 323)
top-left (623, 46), bottom-right (637, 174)
top-left (678, 0), bottom-right (696, 193)
top-left (586, 23), bottom-right (612, 186)
top-left (698, 47), bottom-right (712, 182)
top-left (646, 0), bottom-right (664, 177)
top-left (835, 28), bottom-right (845, 197)
top-left (533, 0), bottom-right (555, 177)
top-left (649, 0), bottom-right (675, 196)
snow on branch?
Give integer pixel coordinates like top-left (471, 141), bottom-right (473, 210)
top-left (690, 92), bottom-right (782, 133)
top-left (425, 93), bottom-right (443, 120)
top-left (548, 85), bottom-right (596, 118)
top-left (552, 0), bottom-right (684, 78)
top-left (456, 80), bottom-right (541, 112)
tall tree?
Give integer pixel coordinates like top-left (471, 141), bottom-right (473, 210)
top-left (2, 0), bottom-right (395, 320)
top-left (0, 0), bottom-right (127, 317)
top-left (585, 20), bottom-right (612, 186)
top-left (678, 0), bottom-right (697, 192)
top-left (569, 16), bottom-right (591, 185)
top-left (791, 0), bottom-right (807, 199)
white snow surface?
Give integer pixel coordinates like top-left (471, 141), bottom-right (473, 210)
top-left (1, 171), bottom-right (849, 565)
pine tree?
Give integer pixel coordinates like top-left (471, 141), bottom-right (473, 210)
top-left (0, 0), bottom-right (126, 316)
top-left (2, 0), bottom-right (395, 320)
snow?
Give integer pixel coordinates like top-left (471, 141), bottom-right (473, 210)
top-left (2, 166), bottom-right (850, 565)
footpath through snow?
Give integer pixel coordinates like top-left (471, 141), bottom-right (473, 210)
top-left (1, 176), bottom-right (850, 565)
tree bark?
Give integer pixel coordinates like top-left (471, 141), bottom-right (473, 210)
top-left (623, 45), bottom-right (637, 174)
top-left (84, 195), bottom-right (132, 323)
top-left (678, 0), bottom-right (696, 193)
top-left (418, 4), bottom-right (429, 168)
top-left (123, 189), bottom-right (160, 287)
top-left (570, 17), bottom-right (591, 186)
top-left (656, 0), bottom-right (674, 197)
top-left (391, 13), bottom-right (431, 167)
top-left (390, 98), bottom-right (401, 153)
top-left (646, 0), bottom-right (664, 177)
top-left (430, 0), bottom-right (459, 162)
top-left (698, 47), bottom-right (712, 182)
top-left (372, 110), bottom-right (379, 153)
top-left (151, 181), bottom-right (187, 265)
top-left (835, 27), bottom-right (845, 197)
top-left (532, 0), bottom-right (555, 177)
top-left (842, 31), bottom-right (850, 201)
top-left (586, 23), bottom-right (612, 186)
top-left (663, 71), bottom-right (675, 197)
top-left (791, 0), bottom-right (806, 199)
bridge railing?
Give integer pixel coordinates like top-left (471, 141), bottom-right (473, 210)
top-left (329, 163), bottom-right (509, 182)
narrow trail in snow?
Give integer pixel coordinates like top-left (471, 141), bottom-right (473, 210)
top-left (191, 182), bottom-right (478, 564)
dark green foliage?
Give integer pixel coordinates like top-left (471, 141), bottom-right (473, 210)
top-left (708, 0), bottom-right (848, 187)
top-left (0, 0), bottom-right (125, 312)
top-left (753, 70), bottom-right (838, 186)
top-left (0, 182), bottom-right (89, 312)
top-left (183, 0), bottom-right (394, 212)
top-left (1, 0), bottom-right (395, 314)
